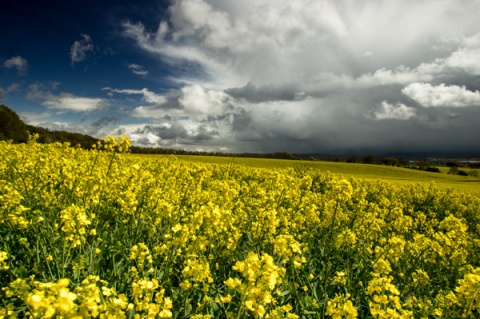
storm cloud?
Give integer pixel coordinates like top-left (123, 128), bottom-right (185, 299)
top-left (114, 0), bottom-right (480, 153)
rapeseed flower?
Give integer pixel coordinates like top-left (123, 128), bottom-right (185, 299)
top-left (1, 138), bottom-right (480, 318)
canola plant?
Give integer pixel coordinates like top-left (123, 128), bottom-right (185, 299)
top-left (1, 135), bottom-right (480, 318)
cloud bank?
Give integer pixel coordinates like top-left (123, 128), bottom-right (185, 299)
top-left (113, 0), bottom-right (480, 153)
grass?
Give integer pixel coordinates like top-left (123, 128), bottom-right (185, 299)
top-left (147, 155), bottom-right (480, 194)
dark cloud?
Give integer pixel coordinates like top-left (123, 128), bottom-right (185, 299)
top-left (116, 128), bottom-right (126, 135)
top-left (135, 123), bottom-right (189, 140)
top-left (225, 82), bottom-right (298, 103)
top-left (91, 116), bottom-right (119, 128)
top-left (192, 125), bottom-right (218, 141)
top-left (137, 137), bottom-right (153, 145)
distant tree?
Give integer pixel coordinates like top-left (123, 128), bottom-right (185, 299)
top-left (362, 154), bottom-right (377, 164)
top-left (448, 167), bottom-right (459, 175)
top-left (380, 157), bottom-right (399, 166)
top-left (469, 170), bottom-right (479, 177)
top-left (468, 162), bottom-right (480, 169)
top-left (417, 161), bottom-right (430, 170)
top-left (425, 167), bottom-right (441, 173)
top-left (398, 159), bottom-right (409, 167)
top-left (267, 152), bottom-right (294, 160)
top-left (346, 156), bottom-right (359, 163)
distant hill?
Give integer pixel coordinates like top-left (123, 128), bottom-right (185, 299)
top-left (0, 104), bottom-right (98, 148)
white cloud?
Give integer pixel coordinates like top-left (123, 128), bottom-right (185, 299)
top-left (374, 101), bottom-right (417, 120)
top-left (179, 84), bottom-right (233, 115)
top-left (355, 66), bottom-right (432, 87)
top-left (3, 56), bottom-right (29, 75)
top-left (18, 111), bottom-right (54, 125)
top-left (106, 84), bottom-right (251, 151)
top-left (0, 83), bottom-right (21, 99)
top-left (27, 83), bottom-right (108, 112)
top-left (128, 63), bottom-right (149, 76)
top-left (130, 106), bottom-right (169, 119)
top-left (354, 33), bottom-right (480, 87)
top-left (444, 46), bottom-right (480, 75)
top-left (124, 1), bottom-right (480, 89)
top-left (6, 83), bottom-right (21, 93)
top-left (36, 121), bottom-right (97, 136)
top-left (107, 84), bottom-right (237, 117)
top-left (103, 87), bottom-right (166, 105)
top-left (122, 0), bottom-right (357, 88)
top-left (415, 33), bottom-right (480, 76)
top-left (403, 83), bottom-right (480, 108)
top-left (43, 95), bottom-right (107, 112)
top-left (70, 34), bottom-right (94, 64)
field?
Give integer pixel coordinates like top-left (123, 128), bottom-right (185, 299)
top-left (171, 155), bottom-right (480, 194)
top-left (1, 136), bottom-right (480, 318)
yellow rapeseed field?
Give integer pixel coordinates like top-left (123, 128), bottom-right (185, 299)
top-left (1, 135), bottom-right (480, 318)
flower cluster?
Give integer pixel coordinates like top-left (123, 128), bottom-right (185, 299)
top-left (325, 293), bottom-right (358, 319)
top-left (95, 135), bottom-right (131, 153)
top-left (0, 251), bottom-right (8, 271)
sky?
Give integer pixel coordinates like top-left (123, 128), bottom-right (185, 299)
top-left (2, 0), bottom-right (480, 155)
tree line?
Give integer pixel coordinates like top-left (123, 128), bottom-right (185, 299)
top-left (0, 105), bottom-right (98, 149)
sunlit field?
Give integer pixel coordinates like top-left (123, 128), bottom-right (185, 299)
top-left (1, 136), bottom-right (480, 318)
top-left (169, 155), bottom-right (480, 194)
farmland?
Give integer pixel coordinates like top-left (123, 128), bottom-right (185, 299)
top-left (1, 136), bottom-right (480, 318)
top-left (171, 155), bottom-right (480, 194)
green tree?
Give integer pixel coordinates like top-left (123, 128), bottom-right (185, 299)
top-left (0, 104), bottom-right (29, 142)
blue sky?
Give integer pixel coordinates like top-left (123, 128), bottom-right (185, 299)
top-left (2, 0), bottom-right (480, 154)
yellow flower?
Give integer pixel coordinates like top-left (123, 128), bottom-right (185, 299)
top-left (334, 271), bottom-right (347, 285)
top-left (180, 280), bottom-right (192, 290)
top-left (172, 224), bottom-right (182, 233)
top-left (224, 277), bottom-right (242, 289)
top-left (0, 251), bottom-right (9, 270)
top-left (326, 293), bottom-right (358, 319)
top-left (159, 309), bottom-right (173, 318)
top-left (220, 294), bottom-right (232, 303)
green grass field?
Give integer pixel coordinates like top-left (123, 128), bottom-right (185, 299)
top-left (156, 155), bottom-right (480, 194)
